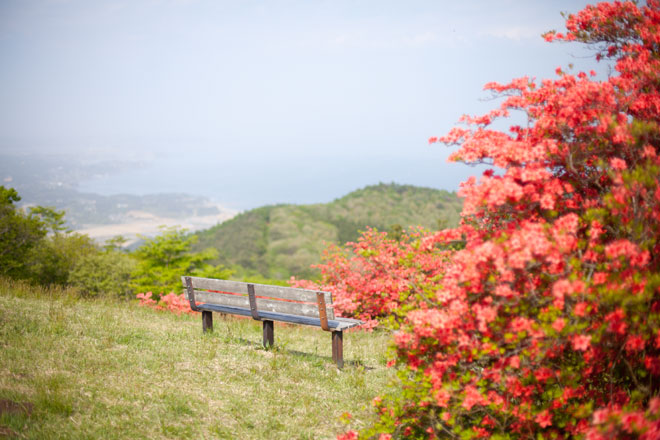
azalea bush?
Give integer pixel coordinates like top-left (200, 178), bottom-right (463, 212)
top-left (292, 227), bottom-right (460, 329)
top-left (136, 291), bottom-right (198, 315)
top-left (333, 2), bottom-right (660, 439)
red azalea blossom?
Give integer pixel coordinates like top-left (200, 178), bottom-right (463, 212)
top-left (136, 291), bottom-right (198, 315)
top-left (535, 410), bottom-right (553, 428)
top-left (572, 334), bottom-right (592, 351)
top-left (337, 431), bottom-right (358, 440)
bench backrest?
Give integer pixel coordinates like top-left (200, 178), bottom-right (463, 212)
top-left (181, 277), bottom-right (335, 320)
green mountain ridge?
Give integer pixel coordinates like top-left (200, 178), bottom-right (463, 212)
top-left (194, 183), bottom-right (462, 280)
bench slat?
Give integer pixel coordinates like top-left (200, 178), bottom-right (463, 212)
top-left (181, 277), bottom-right (332, 304)
top-left (195, 303), bottom-right (362, 331)
top-left (189, 289), bottom-right (334, 319)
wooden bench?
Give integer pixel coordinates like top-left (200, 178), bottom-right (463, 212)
top-left (182, 276), bottom-right (363, 368)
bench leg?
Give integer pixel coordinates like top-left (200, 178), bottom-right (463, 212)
top-left (332, 331), bottom-right (344, 369)
top-left (202, 311), bottom-right (213, 333)
top-left (263, 320), bottom-right (274, 348)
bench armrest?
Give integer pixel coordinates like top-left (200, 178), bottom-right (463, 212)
top-left (184, 276), bottom-right (200, 312)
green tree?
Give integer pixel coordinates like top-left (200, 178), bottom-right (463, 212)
top-left (103, 235), bottom-right (128, 252)
top-left (28, 205), bottom-right (67, 233)
top-left (27, 231), bottom-right (98, 286)
top-left (1, 186), bottom-right (104, 287)
top-left (0, 186), bottom-right (47, 280)
top-left (24, 204), bottom-right (97, 287)
top-left (131, 226), bottom-right (233, 296)
top-left (68, 250), bottom-right (135, 298)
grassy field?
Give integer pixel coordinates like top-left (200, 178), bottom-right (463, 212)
top-left (0, 281), bottom-right (395, 439)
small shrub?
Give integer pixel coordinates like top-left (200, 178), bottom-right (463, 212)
top-left (68, 251), bottom-right (135, 298)
top-left (130, 226), bottom-right (232, 299)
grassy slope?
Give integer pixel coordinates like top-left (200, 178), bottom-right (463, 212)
top-left (195, 183), bottom-right (462, 280)
top-left (0, 283), bottom-right (393, 439)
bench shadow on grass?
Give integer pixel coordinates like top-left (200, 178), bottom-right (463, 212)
top-left (222, 336), bottom-right (375, 370)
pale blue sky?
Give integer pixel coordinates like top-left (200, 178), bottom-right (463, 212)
top-left (0, 0), bottom-right (607, 208)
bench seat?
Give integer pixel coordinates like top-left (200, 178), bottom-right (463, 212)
top-left (195, 303), bottom-right (363, 331)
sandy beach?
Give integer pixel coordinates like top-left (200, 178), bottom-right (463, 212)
top-left (75, 207), bottom-right (237, 246)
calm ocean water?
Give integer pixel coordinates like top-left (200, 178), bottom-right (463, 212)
top-left (77, 152), bottom-right (472, 210)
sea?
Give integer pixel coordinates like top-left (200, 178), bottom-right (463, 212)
top-left (77, 150), bottom-right (476, 211)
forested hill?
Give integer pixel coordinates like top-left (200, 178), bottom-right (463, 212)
top-left (193, 183), bottom-right (462, 280)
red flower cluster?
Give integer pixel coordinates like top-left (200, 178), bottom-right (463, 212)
top-left (330, 2), bottom-right (660, 438)
top-left (136, 291), bottom-right (199, 315)
top-left (292, 227), bottom-right (459, 329)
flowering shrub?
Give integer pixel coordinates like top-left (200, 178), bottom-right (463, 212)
top-left (292, 227), bottom-right (460, 329)
top-left (136, 291), bottom-right (198, 315)
top-left (333, 2), bottom-right (660, 438)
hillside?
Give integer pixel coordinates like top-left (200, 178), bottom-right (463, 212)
top-left (194, 183), bottom-right (462, 280)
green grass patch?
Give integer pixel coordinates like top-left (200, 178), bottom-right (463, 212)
top-left (0, 281), bottom-right (394, 439)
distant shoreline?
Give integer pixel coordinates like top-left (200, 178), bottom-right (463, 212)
top-left (75, 205), bottom-right (237, 246)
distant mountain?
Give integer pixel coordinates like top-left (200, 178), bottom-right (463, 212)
top-left (193, 183), bottom-right (462, 280)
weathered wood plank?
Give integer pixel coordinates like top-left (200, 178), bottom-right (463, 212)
top-left (188, 289), bottom-right (248, 308)
top-left (194, 303), bottom-right (361, 330)
top-left (188, 289), bottom-right (335, 319)
top-left (181, 276), bottom-right (332, 304)
top-left (333, 317), bottom-right (364, 326)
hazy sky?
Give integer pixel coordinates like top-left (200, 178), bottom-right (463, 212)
top-left (0, 0), bottom-right (607, 209)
